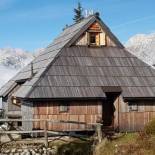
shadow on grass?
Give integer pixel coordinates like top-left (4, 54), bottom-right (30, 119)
top-left (57, 140), bottom-right (93, 155)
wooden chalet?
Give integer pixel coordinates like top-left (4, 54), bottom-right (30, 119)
top-left (0, 13), bottom-right (155, 132)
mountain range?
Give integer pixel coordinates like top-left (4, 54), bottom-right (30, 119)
top-left (0, 33), bottom-right (155, 88)
top-left (126, 33), bottom-right (155, 66)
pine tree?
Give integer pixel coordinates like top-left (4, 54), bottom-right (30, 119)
top-left (73, 2), bottom-right (84, 23)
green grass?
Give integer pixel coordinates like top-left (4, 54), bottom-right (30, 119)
top-left (49, 137), bottom-right (93, 155)
top-left (47, 133), bottom-right (155, 155)
top-left (96, 133), bottom-right (155, 155)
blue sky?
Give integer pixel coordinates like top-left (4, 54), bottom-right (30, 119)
top-left (0, 0), bottom-right (155, 51)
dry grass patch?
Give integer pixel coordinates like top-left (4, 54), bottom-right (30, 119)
top-left (96, 133), bottom-right (155, 155)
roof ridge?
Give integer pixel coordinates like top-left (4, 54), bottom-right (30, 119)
top-left (63, 15), bottom-right (95, 30)
top-left (12, 15), bottom-right (97, 98)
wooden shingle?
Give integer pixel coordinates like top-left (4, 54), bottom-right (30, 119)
top-left (1, 14), bottom-right (155, 100)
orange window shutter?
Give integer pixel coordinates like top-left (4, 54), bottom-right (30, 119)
top-left (96, 33), bottom-right (100, 45)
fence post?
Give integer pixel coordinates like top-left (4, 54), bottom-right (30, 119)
top-left (96, 123), bottom-right (102, 143)
top-left (44, 120), bottom-right (48, 148)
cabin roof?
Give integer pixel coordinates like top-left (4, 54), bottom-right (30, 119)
top-left (1, 14), bottom-right (155, 100)
top-left (0, 15), bottom-right (94, 97)
top-left (13, 46), bottom-right (155, 99)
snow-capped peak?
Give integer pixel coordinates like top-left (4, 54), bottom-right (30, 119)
top-left (0, 48), bottom-right (34, 69)
top-left (126, 33), bottom-right (155, 66)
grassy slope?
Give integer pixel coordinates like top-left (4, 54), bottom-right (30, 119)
top-left (96, 133), bottom-right (155, 155)
top-left (49, 137), bottom-right (93, 155)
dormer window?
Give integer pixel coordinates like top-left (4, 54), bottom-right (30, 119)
top-left (89, 32), bottom-right (98, 45)
top-left (75, 21), bottom-right (111, 47)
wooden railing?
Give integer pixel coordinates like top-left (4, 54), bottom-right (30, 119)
top-left (0, 119), bottom-right (102, 147)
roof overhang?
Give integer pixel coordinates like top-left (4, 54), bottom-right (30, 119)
top-left (124, 97), bottom-right (155, 101)
top-left (102, 86), bottom-right (122, 93)
top-left (20, 97), bottom-right (107, 102)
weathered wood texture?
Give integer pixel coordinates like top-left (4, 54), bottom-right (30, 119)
top-left (88, 22), bottom-right (102, 32)
top-left (33, 100), bottom-right (102, 131)
top-left (21, 101), bottom-right (33, 131)
top-left (119, 111), bottom-right (155, 131)
top-left (76, 32), bottom-right (88, 45)
top-left (7, 85), bottom-right (21, 112)
top-left (117, 96), bottom-right (155, 131)
top-left (22, 45), bottom-right (155, 99)
top-left (3, 85), bottom-right (21, 118)
top-left (106, 35), bottom-right (116, 47)
top-left (113, 96), bottom-right (119, 130)
top-left (75, 21), bottom-right (115, 46)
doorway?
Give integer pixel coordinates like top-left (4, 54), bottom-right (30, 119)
top-left (102, 93), bottom-right (119, 127)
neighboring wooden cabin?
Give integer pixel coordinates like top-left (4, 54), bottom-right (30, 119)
top-left (0, 13), bottom-right (155, 132)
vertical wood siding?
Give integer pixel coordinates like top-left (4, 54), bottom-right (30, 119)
top-left (7, 85), bottom-right (21, 112)
top-left (119, 112), bottom-right (155, 131)
top-left (21, 101), bottom-right (33, 131)
top-left (32, 97), bottom-right (155, 132)
top-left (76, 32), bottom-right (88, 45)
top-left (33, 100), bottom-right (102, 131)
top-left (75, 21), bottom-right (115, 46)
top-left (106, 35), bottom-right (117, 47)
top-left (117, 96), bottom-right (155, 132)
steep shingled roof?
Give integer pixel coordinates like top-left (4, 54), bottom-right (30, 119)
top-left (0, 15), bottom-right (96, 97)
top-left (0, 14), bottom-right (124, 98)
top-left (13, 46), bottom-right (155, 99)
top-left (2, 14), bottom-right (155, 100)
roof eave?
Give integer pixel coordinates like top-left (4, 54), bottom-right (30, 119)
top-left (124, 97), bottom-right (155, 101)
top-left (17, 96), bottom-right (107, 102)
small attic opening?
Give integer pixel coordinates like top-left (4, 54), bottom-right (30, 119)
top-left (75, 21), bottom-right (107, 46)
top-left (88, 22), bottom-right (101, 46)
top-left (89, 32), bottom-right (98, 45)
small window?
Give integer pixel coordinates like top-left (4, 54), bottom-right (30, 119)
top-left (129, 104), bottom-right (138, 111)
top-left (90, 33), bottom-right (96, 45)
top-left (12, 97), bottom-right (21, 107)
top-left (89, 32), bottom-right (100, 46)
top-left (59, 102), bottom-right (69, 112)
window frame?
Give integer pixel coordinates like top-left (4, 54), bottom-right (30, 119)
top-left (89, 33), bottom-right (97, 45)
top-left (12, 97), bottom-right (21, 107)
top-left (129, 104), bottom-right (138, 112)
top-left (89, 32), bottom-right (100, 46)
top-left (59, 102), bottom-right (69, 113)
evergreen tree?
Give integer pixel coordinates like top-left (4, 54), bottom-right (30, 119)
top-left (73, 2), bottom-right (84, 23)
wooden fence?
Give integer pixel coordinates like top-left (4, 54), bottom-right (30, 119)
top-left (0, 119), bottom-right (102, 147)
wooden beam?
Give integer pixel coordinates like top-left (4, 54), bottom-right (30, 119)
top-left (44, 120), bottom-right (48, 148)
top-left (0, 119), bottom-right (45, 122)
top-left (0, 130), bottom-right (44, 134)
top-left (96, 123), bottom-right (102, 143)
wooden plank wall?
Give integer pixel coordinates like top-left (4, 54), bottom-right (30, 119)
top-left (21, 101), bottom-right (33, 131)
top-left (3, 84), bottom-right (21, 118)
top-left (7, 85), bottom-right (21, 112)
top-left (119, 111), bottom-right (155, 131)
top-left (118, 96), bottom-right (155, 132)
top-left (75, 21), bottom-right (116, 46)
top-left (33, 100), bottom-right (102, 131)
top-left (76, 32), bottom-right (88, 45)
top-left (106, 35), bottom-right (117, 47)
top-left (89, 22), bottom-right (101, 31)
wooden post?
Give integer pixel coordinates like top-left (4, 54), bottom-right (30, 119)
top-left (118, 97), bottom-right (120, 132)
top-left (96, 123), bottom-right (102, 143)
top-left (44, 120), bottom-right (48, 148)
